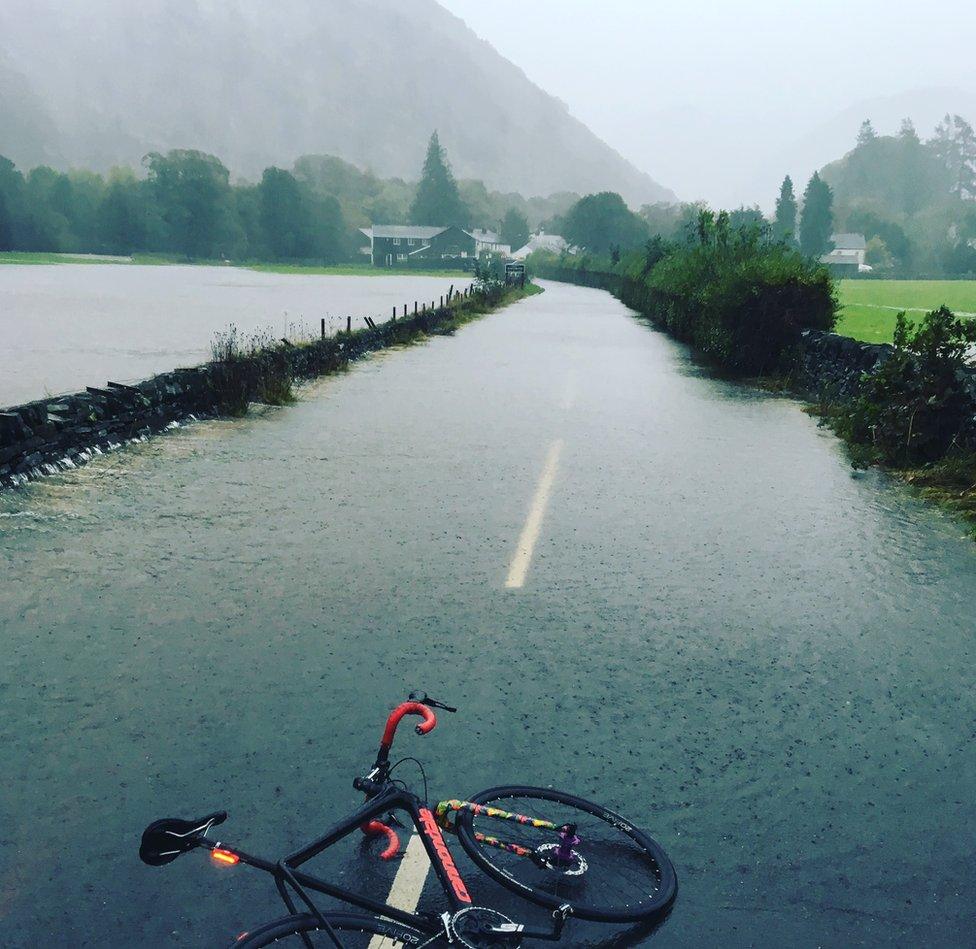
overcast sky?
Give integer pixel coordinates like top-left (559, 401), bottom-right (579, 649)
top-left (439, 0), bottom-right (976, 207)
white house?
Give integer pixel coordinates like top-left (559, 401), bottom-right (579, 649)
top-left (511, 230), bottom-right (573, 260)
top-left (821, 233), bottom-right (870, 272)
top-left (469, 228), bottom-right (512, 258)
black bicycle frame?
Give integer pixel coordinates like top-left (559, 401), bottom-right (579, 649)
top-left (196, 785), bottom-right (447, 932)
top-left (195, 783), bottom-right (568, 943)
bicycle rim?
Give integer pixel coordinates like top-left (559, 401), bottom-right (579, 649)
top-left (455, 786), bottom-right (676, 923)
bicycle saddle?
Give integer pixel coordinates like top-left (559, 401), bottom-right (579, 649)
top-left (140, 811), bottom-right (228, 866)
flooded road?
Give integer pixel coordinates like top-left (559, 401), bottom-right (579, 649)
top-left (1, 281), bottom-right (974, 947)
top-left (0, 264), bottom-right (458, 406)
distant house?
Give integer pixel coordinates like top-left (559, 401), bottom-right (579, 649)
top-left (469, 229), bottom-right (512, 258)
top-left (511, 230), bottom-right (573, 261)
top-left (360, 225), bottom-right (509, 267)
top-left (821, 233), bottom-right (870, 274)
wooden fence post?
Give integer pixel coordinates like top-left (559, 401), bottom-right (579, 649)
top-left (321, 318), bottom-right (325, 339)
top-left (414, 301), bottom-right (418, 315)
top-left (346, 316), bottom-right (351, 333)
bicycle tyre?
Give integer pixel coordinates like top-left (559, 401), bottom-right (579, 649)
top-left (454, 785), bottom-right (676, 923)
top-left (230, 911), bottom-right (431, 947)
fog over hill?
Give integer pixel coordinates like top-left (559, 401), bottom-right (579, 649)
top-left (0, 0), bottom-right (674, 206)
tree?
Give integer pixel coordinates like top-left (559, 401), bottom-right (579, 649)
top-left (857, 119), bottom-right (878, 148)
top-left (728, 206), bottom-right (767, 233)
top-left (899, 118), bottom-right (920, 144)
top-left (799, 172), bottom-right (834, 257)
top-left (0, 190), bottom-right (12, 251)
top-left (931, 114), bottom-right (976, 200)
top-left (97, 171), bottom-right (147, 254)
top-left (258, 167), bottom-right (313, 260)
top-left (409, 132), bottom-right (467, 226)
top-left (774, 176), bottom-right (797, 241)
top-left (845, 209), bottom-right (912, 272)
top-left (864, 236), bottom-right (893, 271)
top-left (307, 193), bottom-right (346, 263)
top-left (500, 208), bottom-right (529, 250)
top-left (562, 192), bottom-right (648, 255)
top-left (22, 166), bottom-right (72, 250)
top-left (145, 149), bottom-right (239, 259)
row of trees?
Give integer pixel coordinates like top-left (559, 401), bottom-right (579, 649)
top-left (556, 114), bottom-right (976, 277)
top-left (0, 132), bottom-right (558, 262)
top-left (772, 172), bottom-right (833, 257)
top-left (0, 150), bottom-right (351, 261)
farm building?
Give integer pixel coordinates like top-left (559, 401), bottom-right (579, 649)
top-left (360, 225), bottom-right (511, 267)
top-left (822, 233), bottom-right (869, 275)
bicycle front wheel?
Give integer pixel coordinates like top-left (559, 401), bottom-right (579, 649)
top-left (230, 911), bottom-right (430, 947)
top-left (455, 786), bottom-right (676, 923)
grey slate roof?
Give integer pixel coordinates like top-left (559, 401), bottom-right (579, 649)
top-left (363, 225), bottom-right (448, 240)
top-left (831, 233), bottom-right (867, 250)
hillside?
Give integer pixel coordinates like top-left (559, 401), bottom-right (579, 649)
top-left (0, 0), bottom-right (673, 206)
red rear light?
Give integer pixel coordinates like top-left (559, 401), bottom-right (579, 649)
top-left (211, 848), bottom-right (240, 866)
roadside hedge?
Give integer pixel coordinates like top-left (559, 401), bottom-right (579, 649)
top-left (530, 212), bottom-right (837, 375)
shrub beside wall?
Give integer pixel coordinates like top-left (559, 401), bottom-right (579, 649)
top-left (530, 213), bottom-right (837, 375)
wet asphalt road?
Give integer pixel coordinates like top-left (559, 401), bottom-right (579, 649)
top-left (1, 280), bottom-right (975, 947)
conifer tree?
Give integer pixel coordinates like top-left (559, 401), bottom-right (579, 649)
top-left (799, 172), bottom-right (834, 258)
top-left (857, 119), bottom-right (878, 147)
top-left (774, 175), bottom-right (797, 241)
top-left (409, 132), bottom-right (467, 226)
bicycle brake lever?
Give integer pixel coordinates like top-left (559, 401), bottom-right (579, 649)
top-left (427, 698), bottom-right (457, 713)
top-left (408, 690), bottom-right (457, 713)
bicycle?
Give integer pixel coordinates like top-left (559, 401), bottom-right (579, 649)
top-left (140, 691), bottom-right (677, 947)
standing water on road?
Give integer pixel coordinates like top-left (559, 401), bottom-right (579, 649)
top-left (1, 281), bottom-right (974, 947)
top-left (0, 264), bottom-right (459, 406)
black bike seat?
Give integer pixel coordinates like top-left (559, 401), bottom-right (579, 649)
top-left (140, 811), bottom-right (228, 866)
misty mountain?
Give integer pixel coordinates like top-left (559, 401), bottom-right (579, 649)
top-left (0, 0), bottom-right (673, 206)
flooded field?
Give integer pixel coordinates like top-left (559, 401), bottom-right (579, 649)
top-left (0, 264), bottom-right (458, 406)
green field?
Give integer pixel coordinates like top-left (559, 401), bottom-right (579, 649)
top-left (836, 280), bottom-right (976, 343)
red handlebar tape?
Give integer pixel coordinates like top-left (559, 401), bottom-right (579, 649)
top-left (380, 701), bottom-right (437, 749)
top-left (360, 820), bottom-right (400, 860)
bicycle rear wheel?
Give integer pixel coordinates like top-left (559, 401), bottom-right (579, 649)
top-left (230, 911), bottom-right (431, 947)
top-left (455, 786), bottom-right (676, 923)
